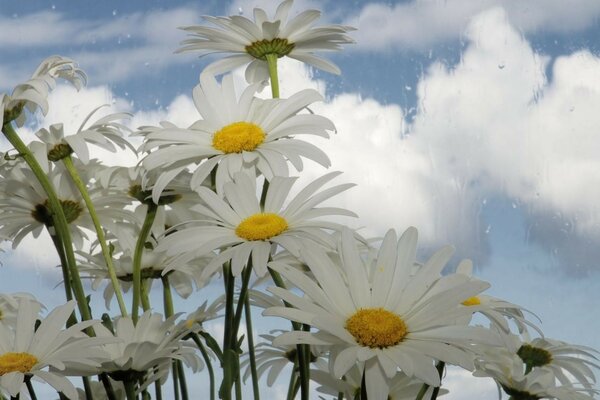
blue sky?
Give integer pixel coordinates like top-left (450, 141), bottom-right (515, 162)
top-left (2, 0), bottom-right (600, 399)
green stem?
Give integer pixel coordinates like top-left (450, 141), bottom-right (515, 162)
top-left (244, 295), bottom-right (260, 400)
top-left (360, 370), bottom-right (367, 400)
top-left (48, 231), bottom-right (78, 327)
top-left (415, 384), bottom-right (429, 400)
top-left (1, 123), bottom-right (92, 323)
top-left (132, 203), bottom-right (157, 323)
top-left (25, 378), bottom-right (37, 400)
top-left (221, 263), bottom-right (235, 400)
top-left (232, 261), bottom-right (253, 339)
top-left (62, 155), bottom-right (128, 317)
top-left (265, 53), bottom-right (280, 99)
top-left (82, 376), bottom-right (93, 400)
top-left (430, 362), bottom-right (445, 400)
top-left (124, 381), bottom-right (137, 400)
top-left (285, 364), bottom-right (298, 400)
top-left (99, 373), bottom-right (117, 400)
top-left (176, 361), bottom-right (189, 400)
top-left (193, 334), bottom-right (215, 400)
top-left (141, 279), bottom-right (151, 312)
top-left (154, 381), bottom-right (163, 400)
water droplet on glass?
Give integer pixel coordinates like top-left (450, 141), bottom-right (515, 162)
top-left (238, 7), bottom-right (244, 15)
top-left (111, 98), bottom-right (116, 104)
top-left (112, 9), bottom-right (118, 16)
top-left (485, 225), bottom-right (491, 234)
top-left (405, 86), bottom-right (412, 91)
top-left (569, 106), bottom-right (575, 112)
top-left (512, 202), bottom-right (517, 208)
top-left (51, 4), bottom-right (56, 10)
top-left (154, 99), bottom-right (159, 105)
top-left (144, 62), bottom-right (150, 67)
top-left (498, 64), bottom-right (505, 69)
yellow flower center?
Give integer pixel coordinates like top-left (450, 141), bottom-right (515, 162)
top-left (0, 352), bottom-right (38, 375)
top-left (462, 296), bottom-right (481, 306)
top-left (235, 213), bottom-right (288, 241)
top-left (212, 122), bottom-right (266, 154)
top-left (345, 308), bottom-right (407, 348)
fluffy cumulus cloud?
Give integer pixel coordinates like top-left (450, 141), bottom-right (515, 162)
top-left (347, 0), bottom-right (600, 51)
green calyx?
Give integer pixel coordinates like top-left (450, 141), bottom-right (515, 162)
top-left (47, 143), bottom-right (74, 162)
top-left (120, 268), bottom-right (164, 282)
top-left (31, 199), bottom-right (83, 226)
top-left (517, 344), bottom-right (553, 372)
top-left (245, 38), bottom-right (295, 60)
top-left (128, 184), bottom-right (182, 206)
top-left (502, 385), bottom-right (541, 400)
top-left (2, 101), bottom-right (25, 125)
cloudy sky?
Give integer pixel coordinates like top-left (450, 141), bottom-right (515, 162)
top-left (2, 0), bottom-right (600, 398)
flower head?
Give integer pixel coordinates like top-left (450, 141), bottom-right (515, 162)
top-left (139, 73), bottom-right (333, 202)
top-left (158, 171), bottom-right (356, 278)
top-left (0, 299), bottom-right (109, 400)
top-left (265, 227), bottom-right (497, 400)
top-left (177, 0), bottom-right (355, 82)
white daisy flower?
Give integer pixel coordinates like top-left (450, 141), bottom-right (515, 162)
top-left (501, 333), bottom-right (599, 389)
top-left (177, 0), bottom-right (355, 83)
top-left (139, 73), bottom-right (334, 202)
top-left (158, 171), bottom-right (356, 278)
top-left (30, 105), bottom-right (135, 165)
top-left (241, 332), bottom-right (326, 387)
top-left (264, 227), bottom-right (498, 400)
top-left (96, 312), bottom-right (202, 391)
top-left (183, 297), bottom-right (225, 333)
top-left (0, 162), bottom-right (134, 249)
top-left (0, 293), bottom-right (42, 327)
top-left (455, 260), bottom-right (543, 335)
top-left (1, 56), bottom-right (86, 128)
top-left (74, 379), bottom-right (125, 400)
top-left (0, 299), bottom-right (109, 400)
top-left (474, 346), bottom-right (599, 400)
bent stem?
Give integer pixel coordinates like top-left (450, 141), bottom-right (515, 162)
top-left (62, 155), bottom-right (128, 318)
top-left (1, 123), bottom-right (92, 324)
top-left (193, 334), bottom-right (215, 400)
top-left (132, 202), bottom-right (157, 323)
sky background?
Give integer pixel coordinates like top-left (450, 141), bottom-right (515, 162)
top-left (1, 0), bottom-right (600, 399)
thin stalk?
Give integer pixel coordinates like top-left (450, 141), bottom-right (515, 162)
top-left (124, 381), bottom-right (137, 400)
top-left (48, 231), bottom-right (77, 327)
top-left (193, 334), bottom-right (215, 400)
top-left (360, 371), bottom-right (367, 400)
top-left (2, 123), bottom-right (92, 323)
top-left (221, 263), bottom-right (235, 400)
top-left (234, 371), bottom-right (242, 400)
top-left (337, 392), bottom-right (344, 400)
top-left (285, 364), bottom-right (298, 400)
top-left (82, 377), bottom-right (93, 400)
top-left (430, 362), bottom-right (445, 400)
top-left (172, 360), bottom-right (181, 400)
top-left (415, 384), bottom-right (429, 400)
top-left (132, 203), bottom-right (157, 323)
top-left (25, 379), bottom-right (37, 400)
top-left (99, 373), bottom-right (117, 400)
top-left (232, 261), bottom-right (253, 339)
top-left (62, 155), bottom-right (128, 317)
top-left (265, 53), bottom-right (280, 98)
top-left (141, 279), bottom-right (152, 312)
top-left (176, 361), bottom-right (189, 400)
top-left (244, 295), bottom-right (260, 400)
top-left (154, 381), bottom-right (163, 400)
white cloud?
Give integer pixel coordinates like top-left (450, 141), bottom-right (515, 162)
top-left (347, 0), bottom-right (600, 51)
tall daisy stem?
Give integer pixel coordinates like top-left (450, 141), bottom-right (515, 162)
top-left (244, 295), bottom-right (260, 400)
top-left (192, 334), bottom-right (215, 400)
top-left (265, 53), bottom-right (280, 99)
top-left (62, 155), bottom-right (128, 318)
top-left (124, 381), bottom-right (137, 400)
top-left (25, 378), bottom-right (37, 400)
top-left (132, 203), bottom-right (157, 323)
top-left (1, 123), bottom-right (92, 323)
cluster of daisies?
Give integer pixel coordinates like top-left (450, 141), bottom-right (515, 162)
top-left (0, 1), bottom-right (598, 400)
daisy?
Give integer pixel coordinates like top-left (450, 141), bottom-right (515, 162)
top-left (177, 0), bottom-right (355, 83)
top-left (30, 105), bottom-right (135, 165)
top-left (0, 162), bottom-right (134, 249)
top-left (158, 171), bottom-right (356, 278)
top-left (0, 298), bottom-right (109, 400)
top-left (241, 331), bottom-right (327, 387)
top-left (474, 346), bottom-right (599, 400)
top-left (95, 311), bottom-right (202, 391)
top-left (0, 293), bottom-right (41, 327)
top-left (139, 73), bottom-right (334, 202)
top-left (504, 334), bottom-right (599, 389)
top-left (1, 56), bottom-right (86, 128)
top-left (264, 227), bottom-right (498, 400)
top-left (454, 260), bottom-right (543, 335)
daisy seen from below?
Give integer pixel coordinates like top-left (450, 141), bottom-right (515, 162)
top-left (473, 345), bottom-right (599, 400)
top-left (95, 311), bottom-right (202, 391)
top-left (29, 105), bottom-right (135, 166)
top-left (0, 298), bottom-right (109, 400)
top-left (1, 56), bottom-right (86, 128)
top-left (0, 161), bottom-right (134, 250)
top-left (264, 227), bottom-right (498, 400)
top-left (139, 72), bottom-right (334, 202)
top-left (177, 0), bottom-right (355, 83)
